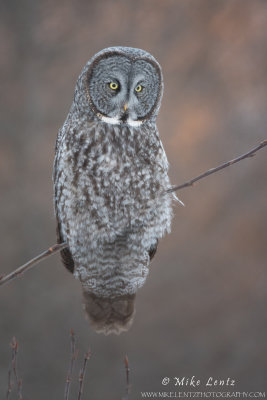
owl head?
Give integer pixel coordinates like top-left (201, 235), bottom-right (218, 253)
top-left (74, 46), bottom-right (163, 126)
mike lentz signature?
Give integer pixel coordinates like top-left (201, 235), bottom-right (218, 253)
top-left (162, 376), bottom-right (236, 388)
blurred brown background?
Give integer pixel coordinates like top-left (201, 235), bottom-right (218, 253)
top-left (0, 0), bottom-right (266, 398)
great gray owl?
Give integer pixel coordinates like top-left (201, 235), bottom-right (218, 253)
top-left (53, 46), bottom-right (174, 334)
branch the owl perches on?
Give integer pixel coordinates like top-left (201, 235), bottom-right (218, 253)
top-left (0, 139), bottom-right (266, 288)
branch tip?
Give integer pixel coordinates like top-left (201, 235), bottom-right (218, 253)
top-left (124, 355), bottom-right (129, 368)
top-left (166, 139), bottom-right (267, 194)
top-left (0, 242), bottom-right (68, 288)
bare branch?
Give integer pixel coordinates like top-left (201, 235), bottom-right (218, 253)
top-left (10, 337), bottom-right (23, 400)
top-left (77, 348), bottom-right (91, 400)
top-left (166, 139), bottom-right (267, 194)
top-left (6, 369), bottom-right (13, 400)
top-left (0, 242), bottom-right (68, 287)
top-left (64, 329), bottom-right (78, 400)
top-left (122, 355), bottom-right (131, 400)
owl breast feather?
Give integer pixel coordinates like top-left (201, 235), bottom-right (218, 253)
top-left (54, 120), bottom-right (172, 297)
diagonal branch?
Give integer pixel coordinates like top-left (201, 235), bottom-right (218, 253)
top-left (165, 139), bottom-right (267, 194)
top-left (0, 242), bottom-right (68, 287)
top-left (0, 140), bottom-right (266, 288)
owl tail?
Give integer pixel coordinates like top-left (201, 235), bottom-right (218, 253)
top-left (82, 291), bottom-right (136, 335)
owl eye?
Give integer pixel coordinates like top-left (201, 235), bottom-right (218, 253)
top-left (109, 82), bottom-right (119, 90)
top-left (135, 84), bottom-right (143, 93)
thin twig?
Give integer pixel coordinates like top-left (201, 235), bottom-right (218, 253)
top-left (64, 329), bottom-right (78, 400)
top-left (166, 139), bottom-right (267, 194)
top-left (6, 367), bottom-right (13, 399)
top-left (77, 349), bottom-right (91, 400)
top-left (11, 337), bottom-right (23, 400)
top-left (0, 242), bottom-right (68, 287)
top-left (122, 355), bottom-right (130, 400)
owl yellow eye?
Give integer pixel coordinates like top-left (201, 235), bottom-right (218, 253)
top-left (135, 84), bottom-right (143, 93)
top-left (109, 82), bottom-right (119, 90)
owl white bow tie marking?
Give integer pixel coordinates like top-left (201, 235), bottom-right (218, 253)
top-left (98, 113), bottom-right (143, 127)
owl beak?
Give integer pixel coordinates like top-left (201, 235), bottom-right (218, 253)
top-left (123, 103), bottom-right (128, 112)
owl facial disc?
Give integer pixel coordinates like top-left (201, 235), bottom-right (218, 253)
top-left (85, 48), bottom-right (163, 126)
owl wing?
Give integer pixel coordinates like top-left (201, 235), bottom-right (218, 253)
top-left (53, 128), bottom-right (75, 274)
top-left (148, 239), bottom-right (158, 261)
top-left (56, 220), bottom-right (75, 273)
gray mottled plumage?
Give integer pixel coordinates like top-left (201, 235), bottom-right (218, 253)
top-left (53, 47), bottom-right (173, 334)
